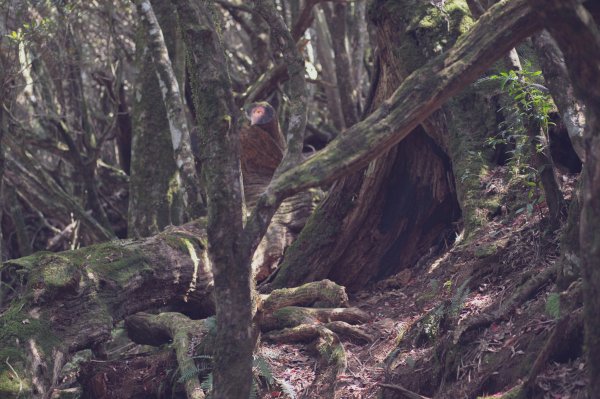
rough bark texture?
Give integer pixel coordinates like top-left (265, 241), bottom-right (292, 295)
top-left (532, 30), bottom-right (586, 162)
top-left (174, 1), bottom-right (250, 398)
top-left (324, 2), bottom-right (359, 128)
top-left (272, 0), bottom-right (480, 291)
top-left (523, 107), bottom-right (566, 228)
top-left (315, 9), bottom-right (345, 132)
top-left (527, 1), bottom-right (600, 396)
top-left (136, 0), bottom-right (204, 218)
top-left (0, 220), bottom-right (213, 397)
top-left (263, 0), bottom-right (541, 203)
top-left (128, 0), bottom-right (184, 238)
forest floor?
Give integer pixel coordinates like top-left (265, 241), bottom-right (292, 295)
top-left (259, 167), bottom-right (587, 399)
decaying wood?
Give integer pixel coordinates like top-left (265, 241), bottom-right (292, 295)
top-left (0, 221), bottom-right (213, 397)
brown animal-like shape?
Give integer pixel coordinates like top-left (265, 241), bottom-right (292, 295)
top-left (241, 102), bottom-right (286, 206)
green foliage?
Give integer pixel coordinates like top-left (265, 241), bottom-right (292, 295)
top-left (545, 292), bottom-right (561, 319)
top-left (478, 65), bottom-right (555, 216)
top-left (450, 278), bottom-right (470, 317)
top-left (178, 365), bottom-right (200, 384)
top-left (200, 373), bottom-right (213, 392)
top-left (423, 305), bottom-right (445, 340)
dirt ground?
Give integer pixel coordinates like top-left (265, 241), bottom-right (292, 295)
top-left (259, 167), bottom-right (586, 399)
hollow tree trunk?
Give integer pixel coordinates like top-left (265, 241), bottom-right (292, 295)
top-left (271, 0), bottom-right (480, 291)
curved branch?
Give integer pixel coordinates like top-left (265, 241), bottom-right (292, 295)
top-left (267, 0), bottom-right (541, 201)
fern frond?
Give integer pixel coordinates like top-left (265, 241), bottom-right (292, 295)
top-left (274, 377), bottom-right (297, 399)
top-left (178, 366), bottom-right (200, 383)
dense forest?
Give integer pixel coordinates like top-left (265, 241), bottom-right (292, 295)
top-left (0, 0), bottom-right (599, 398)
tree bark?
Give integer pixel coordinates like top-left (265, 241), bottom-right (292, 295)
top-left (272, 0), bottom-right (499, 290)
top-left (128, 0), bottom-right (184, 238)
top-left (0, 220), bottom-right (213, 398)
top-left (173, 1), bottom-right (250, 398)
top-left (135, 0), bottom-right (205, 218)
top-left (532, 30), bottom-right (586, 162)
top-left (526, 1), bottom-right (600, 396)
top-left (324, 2), bottom-right (359, 127)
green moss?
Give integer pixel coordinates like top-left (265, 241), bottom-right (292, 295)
top-left (271, 307), bottom-right (300, 326)
top-left (0, 368), bottom-right (31, 396)
top-left (163, 232), bottom-right (206, 254)
top-left (73, 242), bottom-right (151, 284)
top-left (0, 301), bottom-right (59, 395)
top-left (474, 244), bottom-right (498, 258)
top-left (3, 251), bottom-right (52, 271)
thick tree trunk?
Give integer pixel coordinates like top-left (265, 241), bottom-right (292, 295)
top-left (532, 30), bottom-right (586, 162)
top-left (135, 0), bottom-right (205, 219)
top-left (272, 0), bottom-right (475, 291)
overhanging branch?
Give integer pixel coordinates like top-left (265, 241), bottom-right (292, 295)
top-left (267, 0), bottom-right (541, 200)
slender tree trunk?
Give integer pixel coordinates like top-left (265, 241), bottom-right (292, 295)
top-left (315, 8), bottom-right (345, 131)
top-left (174, 1), bottom-right (251, 398)
top-left (135, 0), bottom-right (205, 218)
top-left (324, 2), bottom-right (359, 127)
top-left (128, 0), bottom-right (184, 238)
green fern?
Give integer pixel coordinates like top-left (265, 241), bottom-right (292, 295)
top-left (178, 365), bottom-right (200, 384)
top-left (253, 355), bottom-right (274, 385)
top-left (200, 373), bottom-right (213, 392)
top-left (450, 278), bottom-right (471, 317)
top-left (545, 292), bottom-right (560, 319)
top-left (249, 383), bottom-right (258, 399)
top-left (275, 377), bottom-right (297, 399)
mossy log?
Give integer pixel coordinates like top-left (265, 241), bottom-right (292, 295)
top-left (113, 281), bottom-right (369, 399)
top-left (0, 220), bottom-right (213, 398)
top-left (0, 234), bottom-right (365, 399)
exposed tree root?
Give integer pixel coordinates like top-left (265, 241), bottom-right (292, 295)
top-left (125, 312), bottom-right (210, 399)
top-left (259, 279), bottom-right (350, 312)
top-left (259, 281), bottom-right (369, 397)
top-left (118, 280), bottom-right (369, 398)
top-left (454, 264), bottom-right (557, 344)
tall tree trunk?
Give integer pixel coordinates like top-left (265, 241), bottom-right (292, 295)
top-left (532, 30), bottom-right (586, 162)
top-left (174, 1), bottom-right (252, 398)
top-left (135, 0), bottom-right (205, 219)
top-left (128, 0), bottom-right (185, 238)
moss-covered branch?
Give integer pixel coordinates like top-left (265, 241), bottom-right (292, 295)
top-left (266, 0), bottom-right (541, 200)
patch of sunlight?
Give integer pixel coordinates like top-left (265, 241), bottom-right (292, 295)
top-left (427, 250), bottom-right (451, 274)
